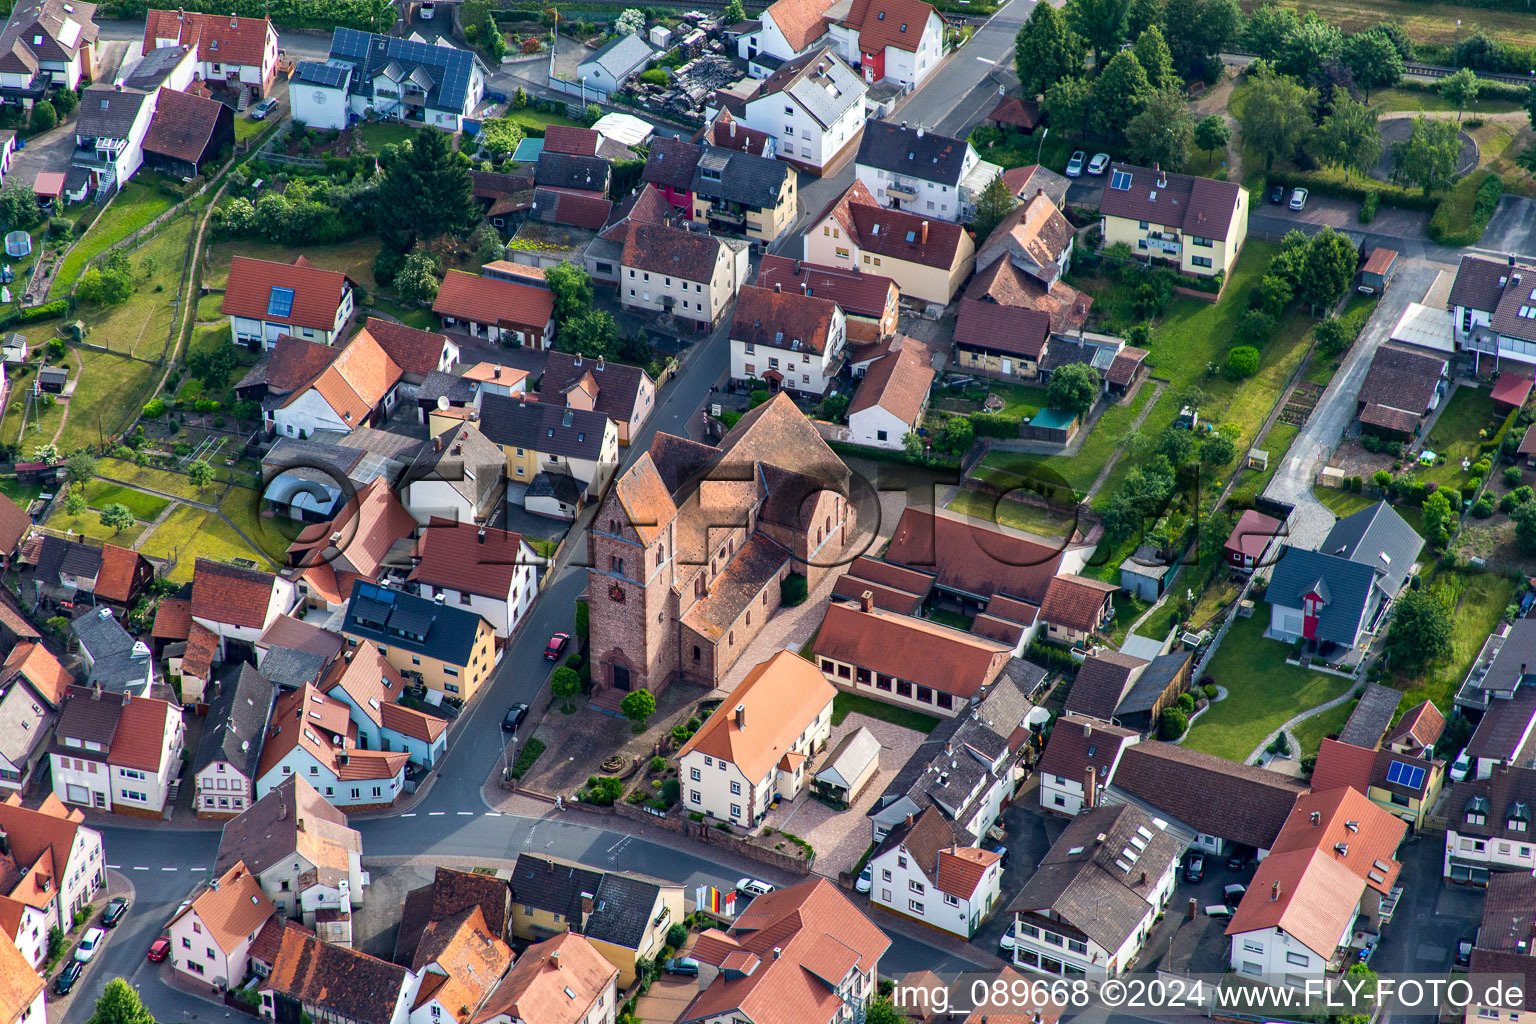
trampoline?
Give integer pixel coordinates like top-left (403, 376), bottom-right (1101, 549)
top-left (5, 231), bottom-right (30, 258)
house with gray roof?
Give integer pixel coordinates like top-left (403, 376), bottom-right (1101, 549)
top-left (71, 606), bottom-right (153, 695)
top-left (290, 28), bottom-right (490, 132)
top-left (193, 663), bottom-right (275, 819)
top-left (261, 436), bottom-right (405, 522)
top-left (478, 393), bottom-right (619, 500)
top-left (576, 32), bottom-right (654, 99)
top-left (398, 421), bottom-right (505, 526)
top-left (1450, 253), bottom-right (1536, 374)
top-left (0, 0), bottom-right (99, 101)
top-left (1266, 501), bottom-right (1423, 659)
top-left (691, 145), bottom-right (798, 243)
top-left (70, 41), bottom-right (197, 197)
top-left (854, 121), bottom-right (1000, 223)
top-left (812, 726), bottom-right (880, 807)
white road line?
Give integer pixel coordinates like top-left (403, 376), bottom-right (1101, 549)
top-left (484, 812), bottom-right (502, 816)
top-left (107, 864), bottom-right (121, 869)
top-left (457, 811), bottom-right (473, 816)
top-left (428, 811), bottom-right (446, 816)
top-left (400, 812), bottom-right (416, 817)
top-left (161, 867), bottom-right (178, 871)
top-left (131, 866), bottom-right (148, 871)
top-left (975, 56), bottom-right (996, 64)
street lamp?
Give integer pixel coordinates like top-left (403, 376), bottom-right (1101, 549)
top-left (1035, 126), bottom-right (1049, 164)
top-left (580, 75), bottom-right (586, 107)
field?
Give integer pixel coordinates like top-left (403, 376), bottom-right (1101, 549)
top-left (219, 486), bottom-right (304, 563)
top-left (81, 481), bottom-right (171, 521)
top-left (96, 459), bottom-right (216, 503)
top-left (55, 354), bottom-right (162, 452)
top-left (1243, 0), bottom-right (1536, 50)
top-left (49, 181), bottom-right (178, 299)
top-left (139, 504), bottom-right (276, 582)
top-left (77, 216), bottom-right (194, 362)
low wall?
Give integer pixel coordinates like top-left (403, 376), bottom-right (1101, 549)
top-left (610, 801), bottom-right (813, 876)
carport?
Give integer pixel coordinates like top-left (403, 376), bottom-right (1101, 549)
top-left (1492, 364), bottom-right (1534, 412)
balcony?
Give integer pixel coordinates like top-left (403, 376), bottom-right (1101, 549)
top-left (708, 206), bottom-right (747, 227)
top-left (70, 147), bottom-right (113, 169)
top-left (884, 180), bottom-right (918, 199)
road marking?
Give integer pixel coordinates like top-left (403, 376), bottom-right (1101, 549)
top-left (106, 864), bottom-right (121, 869)
top-left (131, 866), bottom-right (148, 871)
top-left (400, 813), bottom-right (416, 817)
top-left (428, 811), bottom-right (446, 816)
top-left (975, 56), bottom-right (995, 64)
top-left (161, 867), bottom-right (178, 871)
top-left (457, 811), bottom-right (473, 816)
top-left (484, 812), bottom-right (501, 816)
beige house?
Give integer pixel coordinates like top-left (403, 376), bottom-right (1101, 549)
top-left (676, 651), bottom-right (835, 827)
top-left (617, 221), bottom-right (750, 330)
top-left (168, 860), bottom-right (277, 988)
top-left (690, 146), bottom-right (799, 245)
top-left (479, 392), bottom-right (620, 499)
top-left (342, 582), bottom-right (498, 704)
top-left (803, 180), bottom-right (975, 306)
top-left (1098, 163), bottom-right (1248, 278)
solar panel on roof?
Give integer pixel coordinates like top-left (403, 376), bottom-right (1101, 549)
top-left (267, 286), bottom-right (295, 318)
top-left (1110, 169), bottom-right (1132, 191)
top-left (1385, 760), bottom-right (1425, 789)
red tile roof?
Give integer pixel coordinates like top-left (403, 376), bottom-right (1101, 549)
top-left (884, 504), bottom-right (1085, 604)
top-left (1309, 737), bottom-right (1377, 795)
top-left (1224, 509), bottom-right (1282, 562)
top-left (192, 558), bottom-right (280, 630)
top-left (762, 0), bottom-right (836, 52)
top-left (94, 543), bottom-right (147, 604)
top-left (109, 692), bottom-right (178, 773)
top-left (222, 255), bottom-right (354, 332)
top-left (182, 622), bottom-right (219, 680)
top-left (1038, 575), bottom-right (1116, 633)
top-left (847, 338), bottom-right (933, 426)
top-left (152, 597), bottom-right (192, 641)
top-left (756, 255), bottom-right (896, 320)
top-left (409, 517), bottom-right (531, 601)
top-left (989, 95), bottom-right (1041, 130)
top-left (840, 0), bottom-right (940, 54)
top-left (289, 477), bottom-right (415, 579)
top-left (695, 110), bottom-right (775, 157)
top-left (255, 336), bottom-right (340, 393)
top-left (676, 652), bottom-right (835, 781)
top-left (1099, 163), bottom-right (1244, 241)
top-left (732, 285), bottom-right (838, 354)
top-left (358, 318), bottom-right (451, 378)
top-left (143, 86), bottom-right (226, 165)
top-left (542, 125), bottom-right (599, 157)
top-left (0, 926), bottom-right (42, 1024)
top-left (144, 9), bottom-right (273, 68)
top-left (813, 599), bottom-right (1012, 700)
top-left (953, 297), bottom-right (1051, 359)
top-left (0, 492), bottom-right (29, 554)
top-left (2, 641), bottom-right (71, 706)
top-left (381, 701), bottom-right (446, 744)
top-left (285, 330), bottom-right (403, 423)
top-left (433, 270), bottom-right (555, 332)
top-left (1386, 700), bottom-right (1445, 752)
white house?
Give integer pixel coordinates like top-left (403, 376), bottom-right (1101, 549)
top-left (729, 284), bottom-right (846, 396)
top-left (0, 793), bottom-right (106, 957)
top-left (320, 648), bottom-right (448, 769)
top-left (727, 47), bottom-right (868, 177)
top-left (143, 9), bottom-right (279, 99)
top-left (190, 559), bottom-right (298, 663)
top-left (736, 0), bottom-right (836, 67)
top-left (847, 338), bottom-right (934, 449)
top-left (474, 932), bottom-right (618, 1024)
top-left (49, 686), bottom-right (184, 817)
top-left (676, 652), bottom-right (834, 828)
top-left (408, 519), bottom-right (539, 638)
top-left (221, 255), bottom-right (357, 350)
top-left (853, 121), bottom-right (999, 222)
top-left (1444, 763), bottom-right (1536, 884)
top-left (828, 0), bottom-right (946, 90)
top-left (267, 330), bottom-right (404, 438)
top-left (867, 806), bottom-right (1002, 939)
top-left (192, 664), bottom-right (274, 820)
top-left (253, 683), bottom-right (408, 809)
top-left (1450, 253), bottom-right (1536, 373)
top-left (398, 423), bottom-right (508, 527)
top-left (577, 32), bottom-right (654, 99)
top-left (1034, 717), bottom-right (1140, 816)
top-left (289, 27), bottom-right (488, 132)
top-left (169, 860), bottom-right (277, 988)
top-left (0, 0), bottom-right (99, 98)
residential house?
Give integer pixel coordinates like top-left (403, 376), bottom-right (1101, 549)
top-left (756, 254), bottom-right (899, 345)
top-left (867, 805), bottom-right (1002, 938)
top-left (0, 930), bottom-right (43, 1024)
top-left (398, 423), bottom-right (506, 528)
top-left (508, 855), bottom-right (684, 987)
top-left (677, 651), bottom-right (833, 826)
top-left (828, 0), bottom-right (946, 90)
top-left (396, 866), bottom-right (511, 964)
top-left (735, 0), bottom-right (836, 66)
top-left (478, 393), bottom-right (619, 500)
top-left (813, 591), bottom-right (1013, 715)
top-left (193, 663), bottom-right (274, 819)
top-left (191, 558), bottom-right (299, 664)
top-left (1036, 716), bottom-right (1140, 815)
top-left (576, 32), bottom-right (653, 98)
top-left (253, 615), bottom-right (345, 688)
top-left (534, 153), bottom-right (610, 199)
top-left (215, 775), bottom-right (366, 921)
top-left (287, 476), bottom-right (417, 609)
top-left (0, 792), bottom-right (105, 955)
top-left (0, 492), bottom-right (31, 570)
top-left (290, 27), bottom-right (488, 132)
top-left (1225, 509), bottom-right (1283, 572)
top-left (408, 905), bottom-right (513, 1024)
top-left (1062, 648), bottom-right (1193, 731)
top-left (1311, 736), bottom-right (1446, 833)
top-left (1226, 788), bottom-right (1406, 985)
top-left (356, 318), bottom-right (458, 399)
top-left (70, 606), bottom-right (153, 695)
top-left (811, 726), bottom-right (880, 807)
top-left (49, 685), bottom-right (184, 816)
top-left (804, 180), bottom-right (976, 306)
top-left (408, 519), bottom-right (539, 639)
top-left (538, 352), bottom-right (655, 447)
top-left (1465, 874), bottom-right (1536, 1023)
top-left (169, 860), bottom-right (278, 987)
top-left (977, 189), bottom-right (1075, 292)
top-left (143, 8), bottom-right (279, 98)
top-left (692, 108), bottom-right (776, 159)
top-left (432, 269), bottom-right (556, 349)
top-left (0, 0), bottom-right (98, 101)
top-left (853, 121), bottom-right (999, 222)
top-left (1449, 253), bottom-right (1536, 373)
top-left (269, 328), bottom-right (404, 438)
top-left (616, 220), bottom-right (749, 329)
top-left (1355, 344), bottom-right (1448, 439)
top-left (1448, 758), bottom-right (1536, 884)
top-left (1266, 502), bottom-right (1424, 654)
top-left (222, 255), bottom-right (357, 349)
top-left (23, 535), bottom-right (151, 610)
top-left (1007, 803), bottom-right (1182, 979)
top-left (641, 137), bottom-right (702, 213)
top-left (728, 47), bottom-right (867, 177)
top-left (1387, 700), bottom-right (1446, 759)
top-left (729, 283), bottom-right (847, 395)
top-left (321, 647), bottom-right (447, 767)
top-left (472, 932), bottom-right (617, 1024)
top-left (1098, 163), bottom-right (1248, 278)
top-left (141, 85), bottom-right (235, 180)
top-left (254, 681), bottom-right (409, 809)
top-left (581, 184), bottom-right (676, 286)
top-left (952, 297), bottom-right (1052, 382)
top-left (259, 926), bottom-right (418, 1024)
top-left (342, 581), bottom-right (497, 704)
top-left (236, 335), bottom-right (345, 415)
top-left (0, 642), bottom-right (70, 794)
top-left (847, 336), bottom-right (934, 449)
top-left (1037, 575), bottom-right (1118, 647)
top-left (690, 145), bottom-right (798, 244)
top-left (70, 44), bottom-right (183, 198)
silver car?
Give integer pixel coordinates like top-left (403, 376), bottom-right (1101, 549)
top-left (1065, 151), bottom-right (1086, 178)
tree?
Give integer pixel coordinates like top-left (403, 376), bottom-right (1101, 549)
top-left (1163, 0), bottom-right (1241, 75)
top-left (30, 99), bottom-right (55, 132)
top-left (77, 268), bottom-right (133, 306)
top-left (1394, 115), bottom-right (1460, 195)
top-left (1244, 4), bottom-right (1298, 60)
top-left (1046, 364), bottom-right (1100, 417)
top-left (63, 488), bottom-right (86, 515)
top-left (970, 174), bottom-right (1017, 241)
top-left (557, 309), bottom-right (619, 358)
top-left (1297, 227), bottom-right (1359, 311)
top-left (1127, 86), bottom-right (1195, 170)
top-left (550, 666), bottom-right (581, 701)
top-left (1127, 0), bottom-right (1163, 38)
top-left (1524, 84), bottom-right (1536, 134)
top-left (1516, 502), bottom-right (1536, 555)
top-left (1316, 89), bottom-right (1383, 182)
top-left (1015, 1), bottom-right (1085, 98)
top-left (1042, 76), bottom-right (1093, 136)
top-left (0, 181), bottom-right (40, 231)
top-left (1387, 588), bottom-right (1453, 672)
top-left (621, 688), bottom-right (656, 726)
top-left (1237, 309), bottom-right (1275, 344)
top-left (66, 451), bottom-right (96, 485)
top-left (1315, 315), bottom-right (1351, 354)
top-left (938, 416), bottom-right (974, 455)
top-left (88, 979), bottom-right (156, 1024)
top-left (1375, 22), bottom-right (1413, 62)
top-left (1278, 12), bottom-right (1343, 83)
top-left (1238, 66), bottom-right (1314, 171)
top-left (187, 460), bottom-right (215, 490)
top-left (471, 224), bottom-right (505, 265)
top-left (31, 443), bottom-right (58, 464)
top-left (1133, 25), bottom-right (1177, 88)
top-left (1421, 488), bottom-right (1455, 547)
top-left (1440, 67), bottom-right (1480, 121)
top-left (1091, 51), bottom-right (1152, 138)
top-left (1454, 29), bottom-right (1499, 72)
top-left (864, 999), bottom-right (904, 1024)
top-left (476, 117), bottom-right (525, 159)
top-left (394, 251), bottom-right (442, 303)
top-left (615, 8), bottom-right (645, 34)
top-left (724, 0), bottom-right (746, 22)
top-left (1343, 30), bottom-right (1403, 101)
top-left (375, 129), bottom-right (476, 253)
top-left (99, 504), bottom-right (135, 534)
top-left (1225, 346), bottom-right (1260, 379)
top-left (1066, 0), bottom-right (1129, 70)
top-left (1201, 433), bottom-right (1236, 466)
top-left (1159, 706), bottom-right (1188, 740)
top-left (1194, 114), bottom-right (1230, 160)
top-left (546, 261), bottom-right (594, 327)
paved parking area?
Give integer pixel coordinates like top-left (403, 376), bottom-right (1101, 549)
top-left (1481, 195), bottom-right (1536, 256)
top-left (971, 796), bottom-right (1065, 956)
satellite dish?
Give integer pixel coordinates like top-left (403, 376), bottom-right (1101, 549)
top-left (436, 395), bottom-right (450, 411)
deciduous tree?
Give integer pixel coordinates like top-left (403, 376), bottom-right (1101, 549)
top-left (1015, 1), bottom-right (1085, 98)
top-left (187, 460), bottom-right (214, 490)
top-left (621, 688), bottom-right (656, 726)
top-left (88, 979), bottom-right (156, 1024)
top-left (1046, 364), bottom-right (1101, 416)
top-left (1065, 0), bottom-right (1129, 71)
top-left (1042, 76), bottom-right (1093, 136)
top-left (546, 261), bottom-right (595, 327)
top-left (1194, 114), bottom-right (1230, 160)
top-left (1238, 65), bottom-right (1314, 171)
top-left (1394, 115), bottom-right (1460, 195)
top-left (1343, 30), bottom-right (1403, 101)
top-left (1091, 51), bottom-right (1152, 138)
top-left (1278, 12), bottom-right (1343, 83)
top-left (724, 0), bottom-right (746, 22)
top-left (1133, 25), bottom-right (1177, 88)
top-left (394, 251), bottom-right (442, 303)
top-left (1127, 0), bottom-right (1163, 38)
top-left (1440, 66), bottom-right (1480, 121)
top-left (1387, 587), bottom-right (1453, 671)
top-left (1163, 0), bottom-right (1241, 75)
top-left (1127, 85), bottom-right (1194, 169)
top-left (1316, 89), bottom-right (1382, 182)
top-left (615, 8), bottom-right (645, 34)
top-left (1243, 4), bottom-right (1298, 60)
top-left (477, 117), bottom-right (524, 159)
top-left (66, 451), bottom-right (96, 485)
top-left (1297, 226), bottom-right (1359, 312)
top-left (99, 504), bottom-right (134, 534)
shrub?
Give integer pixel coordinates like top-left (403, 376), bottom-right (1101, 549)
top-left (1202, 683), bottom-right (1218, 699)
top-left (1224, 346), bottom-right (1260, 380)
top-left (509, 738), bottom-right (545, 778)
top-left (29, 100), bottom-right (55, 132)
top-left (1176, 692), bottom-right (1196, 713)
top-left (639, 68), bottom-right (668, 85)
top-left (648, 755), bottom-right (666, 773)
top-left (142, 398), bottom-right (165, 418)
top-left (1359, 192), bottom-right (1378, 224)
top-left (1159, 707), bottom-right (1188, 740)
top-left (583, 776), bottom-right (623, 805)
top-left (780, 572), bottom-right (808, 607)
top-left (1373, 470), bottom-right (1392, 489)
top-left (666, 923), bottom-right (688, 948)
top-left (1474, 494), bottom-right (1497, 518)
top-left (970, 412), bottom-right (1020, 438)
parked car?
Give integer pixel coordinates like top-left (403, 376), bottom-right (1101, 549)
top-left (998, 921), bottom-right (1019, 952)
top-left (1184, 854), bottom-right (1205, 883)
top-left (1087, 153), bottom-right (1111, 175)
top-left (736, 877), bottom-right (775, 898)
top-left (1288, 188), bottom-right (1309, 211)
top-left (101, 896), bottom-right (129, 927)
top-left (147, 937), bottom-right (170, 962)
top-left (75, 927), bottom-right (104, 963)
top-left (1456, 934), bottom-right (1476, 967)
top-left (1065, 151), bottom-right (1086, 177)
top-left (664, 956), bottom-right (700, 976)
top-left (54, 960), bottom-right (83, 995)
top-left (855, 864), bottom-right (872, 893)
top-left (419, 1), bottom-right (435, 17)
top-left (1224, 884), bottom-right (1247, 906)
top-left (544, 632), bottom-right (570, 660)
top-left (1203, 905), bottom-right (1233, 919)
top-left (502, 703), bottom-right (528, 733)
top-left (249, 97), bottom-right (279, 120)
top-left (1451, 748), bottom-right (1472, 782)
top-left (1226, 852), bottom-right (1247, 871)
top-left (1269, 184), bottom-right (1286, 204)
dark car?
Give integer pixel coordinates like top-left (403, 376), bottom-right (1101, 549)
top-left (544, 632), bottom-right (570, 660)
top-left (101, 896), bottom-right (129, 927)
top-left (664, 957), bottom-right (700, 976)
top-left (1456, 932), bottom-right (1477, 967)
top-left (1184, 854), bottom-right (1205, 883)
top-left (1269, 184), bottom-right (1286, 204)
top-left (54, 960), bottom-right (83, 995)
top-left (502, 703), bottom-right (528, 733)
top-left (1227, 852), bottom-right (1246, 871)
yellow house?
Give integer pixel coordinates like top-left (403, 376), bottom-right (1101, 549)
top-left (509, 854), bottom-right (685, 988)
top-left (477, 391), bottom-right (620, 499)
top-left (690, 147), bottom-right (799, 245)
top-left (341, 581), bottom-right (497, 703)
top-left (1098, 163), bottom-right (1248, 278)
top-left (803, 180), bottom-right (976, 306)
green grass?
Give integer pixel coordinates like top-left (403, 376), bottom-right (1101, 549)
top-left (928, 608), bottom-right (974, 631)
top-left (219, 486), bottom-right (304, 563)
top-left (0, 479), bottom-right (42, 506)
top-left (1367, 88), bottom-right (1521, 115)
top-left (946, 488), bottom-right (1079, 537)
top-left (233, 113), bottom-right (270, 144)
top-left (505, 108), bottom-right (588, 134)
top-left (139, 504), bottom-right (275, 582)
top-left (368, 297), bottom-right (438, 331)
top-left (80, 481), bottom-right (170, 521)
top-left (96, 459), bottom-right (215, 503)
top-left (991, 383), bottom-right (1050, 420)
top-left (1232, 421), bottom-right (1300, 504)
top-left (976, 383), bottom-right (1157, 500)
top-left (1419, 385), bottom-right (1498, 491)
top-left (355, 121), bottom-right (422, 151)
top-left (1245, 0), bottom-right (1536, 53)
top-left (206, 236), bottom-right (383, 292)
top-left (1183, 613), bottom-right (1355, 762)
top-left (43, 509), bottom-right (147, 545)
top-left (1292, 699), bottom-right (1355, 758)
top-left (55, 354), bottom-right (161, 452)
top-left (1396, 569), bottom-right (1517, 711)
top-left (76, 216), bottom-right (194, 362)
top-left (830, 692), bottom-right (940, 734)
top-left (1314, 486), bottom-right (1380, 521)
top-left (48, 181), bottom-right (178, 299)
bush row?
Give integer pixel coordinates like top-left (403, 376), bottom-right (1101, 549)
top-left (1428, 172), bottom-right (1504, 246)
top-left (1264, 174), bottom-right (1441, 213)
top-left (99, 0), bottom-right (395, 29)
top-left (0, 300), bottom-right (69, 329)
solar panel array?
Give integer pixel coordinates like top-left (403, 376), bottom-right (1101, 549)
top-left (267, 286), bottom-right (295, 318)
top-left (329, 26), bottom-right (475, 109)
top-left (1110, 169), bottom-right (1132, 191)
top-left (296, 60), bottom-right (349, 88)
top-left (1385, 760), bottom-right (1425, 789)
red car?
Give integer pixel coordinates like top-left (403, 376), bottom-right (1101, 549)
top-left (544, 632), bottom-right (570, 661)
top-left (147, 937), bottom-right (170, 962)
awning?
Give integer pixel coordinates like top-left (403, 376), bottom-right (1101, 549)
top-left (33, 171), bottom-right (64, 197)
top-left (1492, 365), bottom-right (1534, 409)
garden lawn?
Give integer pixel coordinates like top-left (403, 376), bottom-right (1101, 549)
top-left (1396, 569), bottom-right (1517, 711)
top-left (76, 216), bottom-right (193, 362)
top-left (355, 121), bottom-right (422, 150)
top-left (48, 181), bottom-right (178, 299)
top-left (55, 354), bottom-right (161, 452)
top-left (0, 479), bottom-right (41, 505)
top-left (831, 692), bottom-right (939, 733)
top-left (3, 392), bottom-right (62, 448)
top-left (96, 459), bottom-right (213, 502)
top-left (140, 505), bottom-right (275, 582)
top-left (976, 383), bottom-right (1157, 500)
top-left (1419, 385), bottom-right (1498, 492)
top-left (505, 108), bottom-right (588, 134)
top-left (1231, 421), bottom-right (1299, 504)
top-left (44, 508), bottom-right (147, 546)
top-left (368, 297), bottom-right (438, 331)
top-left (1291, 699), bottom-right (1355, 758)
top-left (206, 237), bottom-right (383, 291)
top-left (990, 382), bottom-right (1049, 420)
top-left (1367, 87), bottom-right (1521, 115)
top-left (946, 488), bottom-right (1079, 537)
top-left (219, 486), bottom-right (304, 563)
top-left (80, 481), bottom-right (170, 521)
top-left (1183, 613), bottom-right (1354, 762)
top-left (233, 114), bottom-right (270, 144)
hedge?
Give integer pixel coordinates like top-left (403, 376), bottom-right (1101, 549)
top-left (1428, 171), bottom-right (1503, 246)
top-left (510, 738), bottom-right (546, 779)
top-left (1483, 408), bottom-right (1519, 457)
top-left (1265, 174), bottom-right (1440, 213)
top-left (970, 412), bottom-right (1021, 439)
top-left (1026, 641), bottom-right (1079, 675)
top-left (0, 300), bottom-right (69, 329)
top-left (98, 0), bottom-right (396, 29)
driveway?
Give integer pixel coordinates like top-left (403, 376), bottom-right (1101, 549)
top-left (1372, 834), bottom-right (1482, 1024)
top-left (1479, 195), bottom-right (1536, 257)
top-left (1262, 257), bottom-right (1448, 549)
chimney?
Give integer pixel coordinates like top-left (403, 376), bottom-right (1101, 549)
top-left (177, 6), bottom-right (183, 17)
top-left (575, 352), bottom-right (583, 367)
top-left (730, 119), bottom-right (737, 138)
top-left (1157, 165), bottom-right (1167, 188)
top-left (597, 356), bottom-right (604, 370)
top-left (212, 877), bottom-right (221, 892)
top-left (433, 436), bottom-right (442, 452)
top-left (1186, 898), bottom-right (1197, 920)
top-left (579, 892), bottom-right (594, 930)
top-left (493, 365), bottom-right (502, 378)
top-left (1082, 721), bottom-right (1092, 738)
top-left (1269, 881), bottom-right (1280, 901)
top-left (905, 814), bottom-right (914, 827)
top-left (1512, 254), bottom-right (1518, 268)
top-left (551, 950), bottom-right (562, 969)
top-left (230, 13), bottom-right (237, 27)
top-left (920, 220), bottom-right (929, 245)
top-left (734, 703), bottom-right (746, 729)
top-left (860, 589), bottom-right (873, 613)
top-left (1084, 766), bottom-right (1096, 809)
top-left (0, 830), bottom-right (8, 857)
top-left (1310, 811), bottom-right (1320, 826)
top-left (916, 125), bottom-right (924, 138)
top-left (518, 392), bottom-right (527, 404)
top-left (1138, 871), bottom-right (1146, 886)
top-left (477, 528), bottom-right (486, 545)
top-left (114, 82), bottom-right (122, 91)
top-left (772, 947), bottom-right (782, 960)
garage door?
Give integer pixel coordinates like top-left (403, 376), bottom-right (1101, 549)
top-left (65, 784), bottom-right (89, 805)
top-left (1283, 613), bottom-right (1303, 636)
